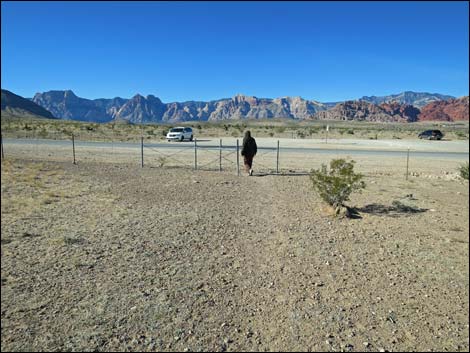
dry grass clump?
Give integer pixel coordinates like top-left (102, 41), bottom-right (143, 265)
top-left (1, 160), bottom-right (69, 216)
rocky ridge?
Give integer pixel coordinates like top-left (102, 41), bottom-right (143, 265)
top-left (418, 96), bottom-right (469, 122)
top-left (313, 100), bottom-right (421, 122)
top-left (1, 89), bottom-right (56, 119)
top-left (8, 89), bottom-right (466, 123)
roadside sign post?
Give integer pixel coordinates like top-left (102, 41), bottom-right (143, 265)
top-left (326, 124), bottom-right (329, 144)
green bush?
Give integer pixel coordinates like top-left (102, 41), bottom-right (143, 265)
top-left (310, 159), bottom-right (365, 210)
top-left (308, 127), bottom-right (319, 135)
top-left (459, 162), bottom-right (469, 180)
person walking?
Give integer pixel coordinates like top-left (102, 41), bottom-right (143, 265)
top-left (241, 130), bottom-right (257, 176)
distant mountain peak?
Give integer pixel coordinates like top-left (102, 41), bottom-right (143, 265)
top-left (360, 91), bottom-right (455, 108)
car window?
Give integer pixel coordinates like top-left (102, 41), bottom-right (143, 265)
top-left (170, 128), bottom-right (184, 132)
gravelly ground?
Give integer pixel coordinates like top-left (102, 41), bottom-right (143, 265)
top-left (1, 157), bottom-right (469, 352)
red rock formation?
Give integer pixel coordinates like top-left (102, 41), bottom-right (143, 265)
top-left (314, 100), bottom-right (419, 122)
top-left (418, 96), bottom-right (469, 121)
top-left (379, 101), bottom-right (420, 122)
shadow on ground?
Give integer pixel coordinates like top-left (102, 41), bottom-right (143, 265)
top-left (356, 200), bottom-right (428, 218)
top-left (254, 172), bottom-right (310, 177)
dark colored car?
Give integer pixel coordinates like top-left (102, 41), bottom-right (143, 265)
top-left (418, 129), bottom-right (444, 140)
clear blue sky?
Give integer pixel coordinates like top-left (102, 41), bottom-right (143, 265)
top-left (2, 1), bottom-right (469, 102)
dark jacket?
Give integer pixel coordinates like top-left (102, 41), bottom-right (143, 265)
top-left (241, 136), bottom-right (257, 157)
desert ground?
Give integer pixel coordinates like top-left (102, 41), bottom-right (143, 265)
top-left (1, 133), bottom-right (469, 352)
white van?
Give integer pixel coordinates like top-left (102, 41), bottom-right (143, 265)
top-left (166, 127), bottom-right (194, 142)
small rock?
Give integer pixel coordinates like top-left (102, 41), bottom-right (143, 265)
top-left (363, 342), bottom-right (370, 347)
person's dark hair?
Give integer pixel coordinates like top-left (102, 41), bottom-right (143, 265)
top-left (243, 130), bottom-right (251, 143)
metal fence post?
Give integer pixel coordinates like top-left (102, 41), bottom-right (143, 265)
top-left (1, 134), bottom-right (4, 160)
top-left (72, 134), bottom-right (76, 165)
top-left (276, 140), bottom-right (280, 173)
top-left (141, 136), bottom-right (144, 168)
top-left (219, 139), bottom-right (222, 172)
top-left (194, 138), bottom-right (198, 170)
top-left (236, 139), bottom-right (240, 176)
top-left (406, 148), bottom-right (410, 180)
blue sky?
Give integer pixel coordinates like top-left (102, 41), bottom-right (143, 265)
top-left (1, 1), bottom-right (469, 102)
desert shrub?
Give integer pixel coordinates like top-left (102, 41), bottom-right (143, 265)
top-left (310, 159), bottom-right (365, 211)
top-left (347, 129), bottom-right (354, 135)
top-left (235, 123), bottom-right (247, 132)
top-left (268, 132), bottom-right (274, 137)
top-left (455, 131), bottom-right (469, 139)
top-left (157, 156), bottom-right (167, 167)
top-left (459, 162), bottom-right (469, 180)
top-left (297, 131), bottom-right (306, 139)
top-left (275, 126), bottom-right (286, 134)
top-left (308, 127), bottom-right (319, 135)
top-left (38, 128), bottom-right (48, 138)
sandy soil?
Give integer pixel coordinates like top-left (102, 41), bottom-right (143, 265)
top-left (1, 153), bottom-right (468, 352)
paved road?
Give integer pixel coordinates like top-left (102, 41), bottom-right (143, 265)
top-left (4, 138), bottom-right (469, 160)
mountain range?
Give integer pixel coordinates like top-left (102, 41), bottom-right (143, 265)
top-left (359, 91), bottom-right (455, 109)
top-left (29, 90), bottom-right (328, 123)
top-left (1, 89), bottom-right (468, 123)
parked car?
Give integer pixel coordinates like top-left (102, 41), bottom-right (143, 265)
top-left (166, 127), bottom-right (194, 142)
top-left (418, 129), bottom-right (444, 140)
